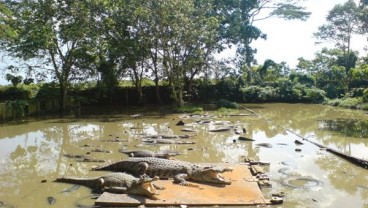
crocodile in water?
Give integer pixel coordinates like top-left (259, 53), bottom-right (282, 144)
top-left (120, 149), bottom-right (180, 159)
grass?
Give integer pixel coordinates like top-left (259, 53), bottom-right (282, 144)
top-left (175, 104), bottom-right (203, 113)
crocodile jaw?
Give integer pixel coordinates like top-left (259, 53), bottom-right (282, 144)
top-left (192, 169), bottom-right (232, 184)
top-left (131, 179), bottom-right (160, 199)
top-left (210, 172), bottom-right (232, 184)
top-left (142, 182), bottom-right (160, 199)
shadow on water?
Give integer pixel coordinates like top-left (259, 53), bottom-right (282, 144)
top-left (318, 119), bottom-right (368, 138)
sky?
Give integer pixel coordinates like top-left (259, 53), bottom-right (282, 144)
top-left (252, 0), bottom-right (366, 68)
top-left (0, 0), bottom-right (365, 85)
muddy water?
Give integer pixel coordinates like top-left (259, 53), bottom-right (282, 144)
top-left (0, 103), bottom-right (368, 208)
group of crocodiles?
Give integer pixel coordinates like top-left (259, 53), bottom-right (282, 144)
top-left (55, 151), bottom-right (233, 199)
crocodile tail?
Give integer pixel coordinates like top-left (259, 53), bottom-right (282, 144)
top-left (91, 164), bottom-right (113, 171)
top-left (92, 161), bottom-right (128, 172)
top-left (54, 177), bottom-right (98, 188)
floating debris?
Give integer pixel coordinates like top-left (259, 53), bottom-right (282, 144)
top-left (181, 128), bottom-right (196, 132)
top-left (91, 149), bottom-right (112, 153)
top-left (64, 154), bottom-right (85, 159)
top-left (47, 196), bottom-right (56, 205)
top-left (176, 120), bottom-right (185, 126)
top-left (102, 138), bottom-right (128, 143)
top-left (143, 139), bottom-right (196, 145)
top-left (76, 158), bottom-right (106, 163)
top-left (294, 140), bottom-right (304, 145)
top-left (209, 127), bottom-right (230, 132)
top-left (61, 185), bottom-right (81, 193)
top-left (255, 143), bottom-right (273, 148)
top-left (238, 136), bottom-right (254, 141)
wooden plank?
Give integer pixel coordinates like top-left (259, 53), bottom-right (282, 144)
top-left (95, 164), bottom-right (270, 207)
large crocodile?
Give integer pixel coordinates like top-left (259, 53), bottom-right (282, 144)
top-left (92, 157), bottom-right (232, 185)
top-left (120, 149), bottom-right (181, 159)
top-left (54, 172), bottom-right (160, 198)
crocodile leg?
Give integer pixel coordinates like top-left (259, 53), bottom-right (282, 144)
top-left (173, 173), bottom-right (190, 186)
top-left (137, 162), bottom-right (150, 178)
top-left (153, 183), bottom-right (165, 190)
top-left (102, 187), bottom-right (128, 193)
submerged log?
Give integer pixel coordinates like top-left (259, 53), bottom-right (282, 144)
top-left (305, 138), bottom-right (368, 169)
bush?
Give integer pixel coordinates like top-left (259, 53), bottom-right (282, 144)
top-left (36, 83), bottom-right (60, 100)
top-left (217, 99), bottom-right (238, 109)
top-left (303, 88), bottom-right (326, 103)
top-left (0, 87), bottom-right (30, 101)
top-left (326, 99), bottom-right (341, 106)
top-left (176, 104), bottom-right (203, 113)
top-left (363, 88), bottom-right (368, 102)
top-left (338, 97), bottom-right (363, 109)
top-left (357, 103), bottom-right (368, 111)
top-left (240, 85), bottom-right (278, 102)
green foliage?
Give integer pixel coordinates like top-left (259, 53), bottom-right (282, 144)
top-left (35, 83), bottom-right (60, 100)
top-left (240, 85), bottom-right (278, 102)
top-left (303, 88), bottom-right (326, 103)
top-left (314, 0), bottom-right (359, 54)
top-left (363, 88), bottom-right (368, 102)
top-left (216, 78), bottom-right (240, 101)
top-left (327, 97), bottom-right (363, 108)
top-left (357, 103), bottom-right (368, 110)
top-left (338, 97), bottom-right (363, 108)
top-left (0, 87), bottom-right (30, 101)
top-left (217, 99), bottom-right (238, 109)
top-left (175, 104), bottom-right (203, 113)
top-left (326, 99), bottom-right (341, 106)
top-left (289, 71), bottom-right (316, 87)
top-left (5, 100), bottom-right (28, 119)
top-left (349, 64), bottom-right (368, 88)
top-left (217, 107), bottom-right (239, 116)
top-left (5, 73), bottom-right (23, 87)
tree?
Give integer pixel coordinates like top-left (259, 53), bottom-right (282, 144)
top-left (214, 0), bottom-right (310, 83)
top-left (143, 0), bottom-right (221, 107)
top-left (314, 0), bottom-right (360, 73)
top-left (0, 2), bottom-right (16, 39)
top-left (2, 0), bottom-right (98, 111)
top-left (5, 73), bottom-right (22, 87)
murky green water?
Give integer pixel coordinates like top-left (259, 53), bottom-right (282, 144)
top-left (1, 103), bottom-right (368, 208)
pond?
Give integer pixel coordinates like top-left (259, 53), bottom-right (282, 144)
top-left (0, 103), bottom-right (368, 208)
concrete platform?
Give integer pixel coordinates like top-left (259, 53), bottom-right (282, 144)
top-left (95, 164), bottom-right (270, 207)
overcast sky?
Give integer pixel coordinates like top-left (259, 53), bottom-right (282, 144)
top-left (252, 0), bottom-right (366, 68)
top-left (0, 0), bottom-right (366, 85)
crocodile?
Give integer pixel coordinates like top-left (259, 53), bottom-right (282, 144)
top-left (92, 157), bottom-right (232, 185)
top-left (143, 139), bottom-right (195, 145)
top-left (120, 149), bottom-right (181, 159)
top-left (54, 172), bottom-right (160, 198)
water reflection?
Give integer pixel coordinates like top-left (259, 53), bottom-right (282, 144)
top-left (318, 119), bottom-right (368, 138)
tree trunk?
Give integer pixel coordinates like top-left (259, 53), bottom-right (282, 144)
top-left (155, 79), bottom-right (163, 105)
top-left (177, 87), bottom-right (184, 107)
top-left (137, 86), bottom-right (144, 105)
top-left (59, 83), bottom-right (68, 112)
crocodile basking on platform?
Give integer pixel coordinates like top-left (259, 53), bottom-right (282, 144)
top-left (92, 157), bottom-right (232, 185)
top-left (54, 172), bottom-right (160, 198)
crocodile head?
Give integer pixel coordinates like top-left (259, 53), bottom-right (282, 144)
top-left (190, 167), bottom-right (232, 185)
top-left (130, 176), bottom-right (160, 199)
